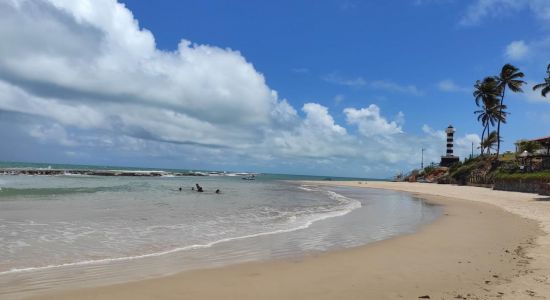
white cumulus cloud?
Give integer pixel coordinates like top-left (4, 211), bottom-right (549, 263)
top-left (505, 40), bottom-right (529, 60)
top-left (0, 0), bottom-right (480, 177)
top-left (0, 0), bottom-right (292, 147)
top-left (437, 79), bottom-right (470, 93)
top-left (344, 105), bottom-right (403, 137)
top-left (459, 0), bottom-right (550, 26)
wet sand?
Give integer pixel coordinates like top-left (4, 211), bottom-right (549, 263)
top-left (26, 182), bottom-right (548, 300)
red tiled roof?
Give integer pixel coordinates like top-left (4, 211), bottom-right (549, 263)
top-left (530, 136), bottom-right (550, 142)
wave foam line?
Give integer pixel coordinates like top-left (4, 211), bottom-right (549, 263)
top-left (0, 190), bottom-right (361, 276)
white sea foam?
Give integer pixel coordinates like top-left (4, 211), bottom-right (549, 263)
top-left (60, 173), bottom-right (94, 178)
top-left (0, 188), bottom-right (360, 276)
top-left (298, 186), bottom-right (315, 192)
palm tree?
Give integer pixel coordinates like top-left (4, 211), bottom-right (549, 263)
top-left (473, 77), bottom-right (501, 155)
top-left (481, 131), bottom-right (500, 155)
top-left (475, 101), bottom-right (507, 155)
top-left (495, 64), bottom-right (525, 157)
top-left (532, 64), bottom-right (550, 97)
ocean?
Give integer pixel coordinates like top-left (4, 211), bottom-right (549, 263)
top-left (0, 163), bottom-right (441, 298)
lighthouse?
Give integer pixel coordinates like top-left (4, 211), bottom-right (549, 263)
top-left (440, 125), bottom-right (460, 167)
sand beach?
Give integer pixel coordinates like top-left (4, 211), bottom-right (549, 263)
top-left (25, 182), bottom-right (550, 300)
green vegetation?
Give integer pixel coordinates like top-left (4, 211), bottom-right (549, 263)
top-left (495, 64), bottom-right (525, 156)
top-left (448, 156), bottom-right (495, 184)
top-left (532, 64), bottom-right (550, 98)
top-left (499, 152), bottom-right (516, 162)
top-left (494, 170), bottom-right (550, 181)
top-left (421, 165), bottom-right (435, 175)
top-left (472, 64), bottom-right (525, 158)
top-left (449, 162), bottom-right (476, 184)
top-left (447, 154), bottom-right (550, 185)
top-left (515, 140), bottom-right (542, 154)
top-left (474, 77), bottom-right (502, 155)
top-left (481, 131), bottom-right (500, 154)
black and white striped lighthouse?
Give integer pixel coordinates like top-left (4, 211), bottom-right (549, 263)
top-left (440, 125), bottom-right (460, 167)
top-left (446, 125), bottom-right (455, 156)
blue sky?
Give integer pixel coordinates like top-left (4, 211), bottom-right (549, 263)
top-left (0, 0), bottom-right (549, 177)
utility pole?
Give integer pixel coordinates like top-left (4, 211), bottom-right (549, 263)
top-left (421, 148), bottom-right (425, 169)
top-left (471, 142), bottom-right (474, 159)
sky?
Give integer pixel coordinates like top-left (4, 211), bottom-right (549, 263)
top-left (0, 0), bottom-right (549, 178)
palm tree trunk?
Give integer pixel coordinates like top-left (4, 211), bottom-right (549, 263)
top-left (487, 123), bottom-right (491, 155)
top-left (496, 87), bottom-right (506, 158)
top-left (479, 125), bottom-right (487, 156)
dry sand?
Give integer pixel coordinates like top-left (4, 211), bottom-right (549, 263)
top-left (26, 182), bottom-right (550, 300)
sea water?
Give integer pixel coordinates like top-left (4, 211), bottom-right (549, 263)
top-left (0, 172), bottom-right (441, 298)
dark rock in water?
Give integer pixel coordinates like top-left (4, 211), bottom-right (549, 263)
top-left (418, 296), bottom-right (430, 299)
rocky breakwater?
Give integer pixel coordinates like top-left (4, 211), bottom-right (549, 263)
top-left (0, 168), bottom-right (207, 177)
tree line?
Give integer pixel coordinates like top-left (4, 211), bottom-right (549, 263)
top-left (474, 63), bottom-right (550, 157)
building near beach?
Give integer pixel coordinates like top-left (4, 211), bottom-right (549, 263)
top-left (440, 125), bottom-right (460, 167)
top-left (529, 136), bottom-right (550, 155)
top-left (516, 136), bottom-right (550, 171)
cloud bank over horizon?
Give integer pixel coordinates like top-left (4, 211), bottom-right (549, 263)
top-left (0, 0), bottom-right (480, 177)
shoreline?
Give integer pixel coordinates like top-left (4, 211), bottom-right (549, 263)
top-left (307, 181), bottom-right (550, 298)
top-left (23, 182), bottom-right (549, 300)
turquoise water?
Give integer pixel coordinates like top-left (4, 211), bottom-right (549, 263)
top-left (0, 160), bottom-right (381, 181)
top-left (0, 165), bottom-right (439, 298)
